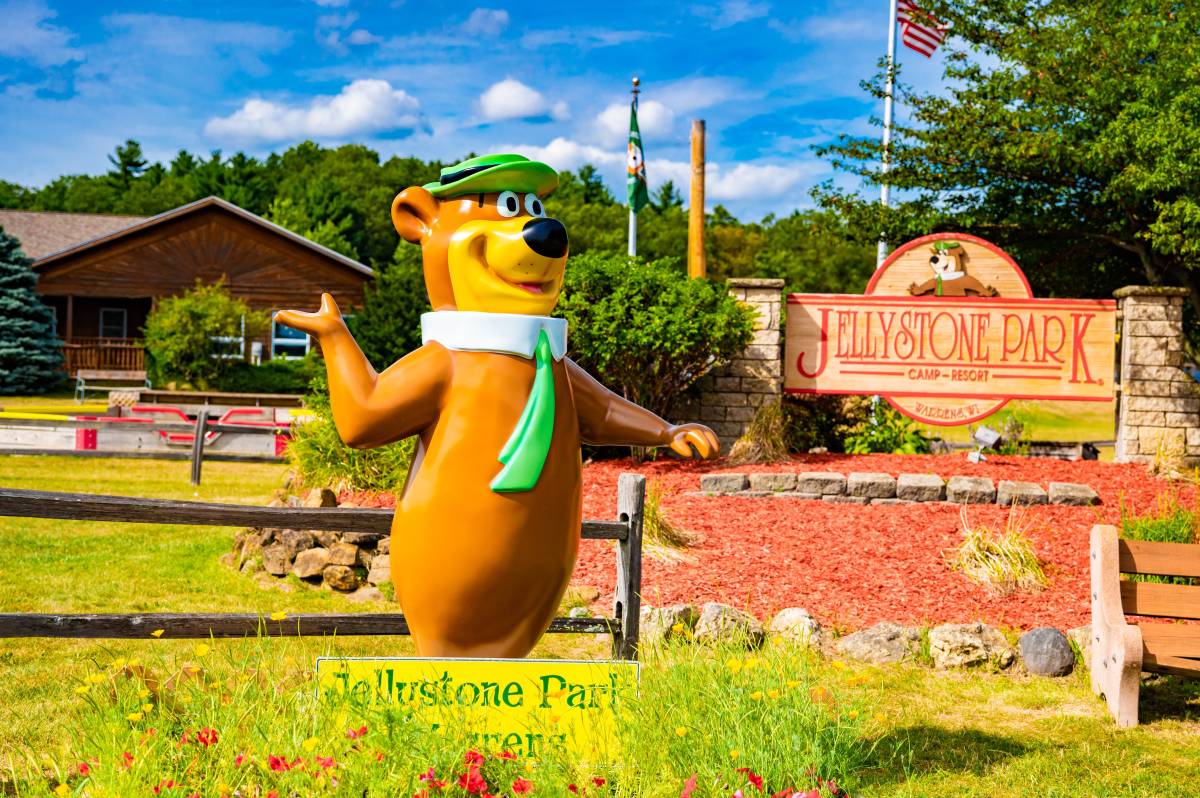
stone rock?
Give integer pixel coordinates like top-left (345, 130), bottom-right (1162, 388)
top-left (292, 547), bottom-right (331, 578)
top-left (218, 551), bottom-right (236, 569)
top-left (279, 529), bottom-right (315, 559)
top-left (303, 487), bottom-right (338, 508)
top-left (693, 602), bottom-right (764, 647)
top-left (261, 544), bottom-right (291, 576)
top-left (239, 557), bottom-right (259, 574)
top-left (699, 473), bottom-right (749, 493)
top-left (322, 564), bottom-right (360, 592)
top-left (734, 490), bottom-right (773, 498)
top-left (328, 542), bottom-right (359, 567)
top-left (346, 585), bottom-right (384, 603)
top-left (748, 472), bottom-right (797, 492)
top-left (342, 531), bottom-right (387, 546)
top-left (266, 498), bottom-right (286, 508)
top-left (367, 555), bottom-right (391, 586)
top-left (568, 606), bottom-right (591, 618)
top-left (997, 481), bottom-right (1048, 506)
top-left (1019, 627), bottom-right (1075, 677)
top-left (640, 604), bottom-right (699, 644)
top-left (796, 472), bottom-right (845, 495)
top-left (929, 622), bottom-right (1015, 669)
top-left (847, 472), bottom-right (897, 499)
top-left (897, 473), bottom-right (945, 502)
top-left (237, 530), bottom-right (270, 568)
top-left (946, 476), bottom-right (996, 504)
top-left (772, 492), bottom-right (822, 500)
top-left (377, 537), bottom-right (391, 555)
top-left (313, 530), bottom-right (342, 549)
top-left (825, 495), bottom-right (868, 504)
top-left (357, 550), bottom-right (374, 570)
top-left (870, 498), bottom-right (912, 506)
top-left (837, 622), bottom-right (920, 663)
top-left (769, 608), bottom-right (822, 647)
top-left (1068, 625), bottom-right (1092, 668)
top-left (285, 495), bottom-right (302, 508)
top-left (1048, 482), bottom-right (1100, 506)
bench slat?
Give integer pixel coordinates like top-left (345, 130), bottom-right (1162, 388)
top-left (0, 613), bottom-right (618, 639)
top-left (1119, 539), bottom-right (1200, 579)
top-left (77, 370), bottom-right (147, 381)
top-left (1120, 580), bottom-right (1200, 620)
top-left (0, 488), bottom-right (628, 540)
top-left (1139, 623), bottom-right (1200, 659)
top-left (1142, 652), bottom-right (1200, 678)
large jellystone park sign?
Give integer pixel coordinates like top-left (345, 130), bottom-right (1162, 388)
top-left (785, 234), bottom-right (1117, 425)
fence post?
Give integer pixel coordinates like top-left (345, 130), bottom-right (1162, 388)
top-left (190, 410), bottom-right (209, 486)
top-left (612, 473), bottom-right (645, 660)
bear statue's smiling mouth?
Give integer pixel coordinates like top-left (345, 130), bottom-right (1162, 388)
top-left (489, 265), bottom-right (550, 295)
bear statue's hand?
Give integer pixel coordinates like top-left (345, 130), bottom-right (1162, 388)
top-left (275, 292), bottom-right (348, 338)
top-left (666, 423), bottom-right (720, 459)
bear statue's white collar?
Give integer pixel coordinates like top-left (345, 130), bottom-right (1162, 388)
top-left (937, 271), bottom-right (966, 281)
top-left (420, 311), bottom-right (567, 361)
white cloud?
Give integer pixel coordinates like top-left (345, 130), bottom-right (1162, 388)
top-left (595, 99), bottom-right (673, 146)
top-left (461, 8), bottom-right (509, 37)
top-left (512, 137), bottom-right (623, 173)
top-left (693, 0), bottom-right (770, 29)
top-left (520, 27), bottom-right (662, 49)
top-left (0, 0), bottom-right (81, 66)
top-left (346, 29), bottom-right (382, 45)
top-left (479, 79), bottom-right (568, 121)
top-left (770, 15), bottom-right (874, 43)
top-left (205, 79), bottom-right (421, 142)
top-left (312, 0), bottom-right (350, 7)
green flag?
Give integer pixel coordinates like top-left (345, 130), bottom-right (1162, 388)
top-left (627, 98), bottom-right (649, 214)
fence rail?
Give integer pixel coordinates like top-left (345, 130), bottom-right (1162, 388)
top-left (62, 338), bottom-right (145, 375)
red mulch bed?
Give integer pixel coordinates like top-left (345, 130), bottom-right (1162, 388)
top-left (342, 453), bottom-right (1198, 633)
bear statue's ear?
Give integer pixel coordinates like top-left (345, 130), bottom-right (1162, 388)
top-left (391, 186), bottom-right (438, 243)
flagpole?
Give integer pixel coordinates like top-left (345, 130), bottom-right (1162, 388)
top-left (877, 0), bottom-right (898, 267)
top-left (628, 76), bottom-right (640, 257)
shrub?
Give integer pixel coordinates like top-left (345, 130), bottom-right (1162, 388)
top-left (0, 228), bottom-right (63, 394)
top-left (556, 252), bottom-right (755, 422)
top-left (1120, 493), bottom-right (1198, 585)
top-left (286, 372), bottom-right (415, 492)
top-left (346, 242), bottom-right (429, 371)
top-left (143, 281), bottom-right (268, 389)
top-left (215, 354), bottom-right (322, 394)
top-left (843, 401), bottom-right (932, 455)
top-left (947, 507), bottom-right (1047, 596)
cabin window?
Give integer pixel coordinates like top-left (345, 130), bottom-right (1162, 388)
top-left (271, 313), bottom-right (311, 359)
top-left (99, 308), bottom-right (127, 339)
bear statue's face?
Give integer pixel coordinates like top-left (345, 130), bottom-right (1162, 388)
top-left (391, 186), bottom-right (569, 316)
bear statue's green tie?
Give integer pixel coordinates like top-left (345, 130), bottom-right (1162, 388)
top-left (491, 329), bottom-right (555, 493)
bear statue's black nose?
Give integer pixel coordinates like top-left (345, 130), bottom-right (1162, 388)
top-left (522, 217), bottom-right (568, 258)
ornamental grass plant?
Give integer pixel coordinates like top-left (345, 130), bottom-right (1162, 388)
top-left (947, 507), bottom-right (1047, 597)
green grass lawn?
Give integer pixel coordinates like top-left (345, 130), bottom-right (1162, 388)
top-left (1, 455), bottom-right (1198, 796)
top-left (917, 398), bottom-right (1116, 445)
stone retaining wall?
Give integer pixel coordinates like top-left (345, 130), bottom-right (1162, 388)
top-left (1114, 287), bottom-right (1200, 466)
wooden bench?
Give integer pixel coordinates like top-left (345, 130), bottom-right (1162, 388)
top-left (0, 474), bottom-right (645, 659)
top-left (75, 368), bottom-right (150, 401)
top-left (1089, 524), bottom-right (1200, 726)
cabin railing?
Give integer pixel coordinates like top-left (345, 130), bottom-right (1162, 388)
top-left (62, 338), bottom-right (145, 375)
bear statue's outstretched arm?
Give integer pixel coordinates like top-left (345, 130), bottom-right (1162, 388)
top-left (565, 358), bottom-right (719, 459)
top-left (276, 293), bottom-right (450, 448)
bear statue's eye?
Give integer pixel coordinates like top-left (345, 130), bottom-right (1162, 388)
top-left (524, 193), bottom-right (545, 218)
top-left (496, 190), bottom-right (521, 218)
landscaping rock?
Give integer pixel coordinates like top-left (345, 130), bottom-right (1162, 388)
top-left (1019, 627), bottom-right (1075, 677)
top-left (796, 472), bottom-right (845, 495)
top-left (303, 487), bottom-right (338, 508)
top-left (641, 604), bottom-right (699, 644)
top-left (773, 492), bottom-right (822, 500)
top-left (377, 537), bottom-right (391, 555)
top-left (1068, 625), bottom-right (1092, 668)
top-left (313, 530), bottom-right (342, 549)
top-left (346, 585), bottom-right (384, 603)
top-left (825, 495), bottom-right (868, 504)
top-left (322, 564), bottom-right (359, 592)
top-left (837, 622), bottom-right (920, 663)
top-left (769, 608), bottom-right (822, 647)
top-left (343, 531), bottom-right (387, 546)
top-left (1048, 482), bottom-right (1100, 506)
top-left (748, 472), bottom-right (797, 492)
top-left (279, 529), bottom-right (315, 559)
top-left (292, 547), bottom-right (331, 578)
top-left (870, 498), bottom-right (912, 506)
top-left (847, 472), bottom-right (897, 499)
top-left (699, 473), bottom-right (748, 493)
top-left (568, 606), bottom-right (591, 618)
top-left (997, 481), bottom-right (1048, 506)
top-left (929, 622), bottom-right (1015, 669)
top-left (946, 476), bottom-right (997, 504)
top-left (897, 473), bottom-right (945, 502)
top-left (693, 602), bottom-right (764, 647)
top-left (367, 556), bottom-right (391, 586)
top-left (261, 544), bottom-right (291, 576)
top-left (328, 542), bottom-right (359, 567)
top-left (735, 490), bottom-right (773, 498)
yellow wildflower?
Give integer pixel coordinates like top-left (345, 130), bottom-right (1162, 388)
top-left (674, 726), bottom-right (688, 737)
top-left (54, 785), bottom-right (69, 797)
top-left (725, 658), bottom-right (742, 674)
top-left (194, 644), bottom-right (210, 657)
top-left (142, 704), bottom-right (153, 713)
top-left (730, 749), bottom-right (740, 760)
top-left (524, 760), bottom-right (536, 774)
top-left (110, 658), bottom-right (127, 670)
top-left (767, 689), bottom-right (780, 700)
top-left (126, 712), bottom-right (143, 722)
top-left (84, 674), bottom-right (104, 685)
top-left (150, 629), bottom-right (165, 638)
top-left (874, 713), bottom-right (887, 723)
top-left (846, 674), bottom-right (869, 687)
top-left (848, 710), bottom-right (860, 719)
top-left (670, 622), bottom-right (684, 633)
top-left (302, 737), bottom-right (320, 752)
top-left (127, 659), bottom-right (140, 668)
top-left (831, 660), bottom-right (846, 671)
top-left (750, 691), bottom-right (764, 701)
top-left (74, 685), bottom-right (91, 695)
top-left (269, 611), bottom-right (288, 621)
top-left (786, 679), bottom-right (800, 689)
top-left (138, 689), bottom-right (151, 699)
top-left (743, 657), bottom-right (760, 671)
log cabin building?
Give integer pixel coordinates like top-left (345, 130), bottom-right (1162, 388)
top-left (0, 197), bottom-right (373, 375)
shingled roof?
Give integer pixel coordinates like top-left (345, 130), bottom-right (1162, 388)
top-left (0, 209), bottom-right (146, 260)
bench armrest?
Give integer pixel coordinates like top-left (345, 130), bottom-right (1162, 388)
top-left (1090, 524), bottom-right (1143, 727)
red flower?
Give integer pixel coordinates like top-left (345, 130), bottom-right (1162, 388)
top-left (464, 750), bottom-right (486, 766)
top-left (268, 755), bottom-right (301, 772)
top-left (346, 725), bottom-right (368, 739)
top-left (316, 756), bottom-right (336, 770)
top-left (234, 754), bottom-right (247, 767)
top-left (512, 778), bottom-right (533, 794)
top-left (568, 786), bottom-right (578, 794)
top-left (457, 765), bottom-right (488, 795)
top-left (120, 751), bottom-right (134, 769)
top-left (196, 727), bottom-right (218, 747)
top-left (680, 774), bottom-right (698, 798)
top-left (266, 792), bottom-right (278, 798)
top-left (76, 762), bottom-right (91, 776)
top-left (187, 793), bottom-right (200, 798)
top-left (152, 779), bottom-right (177, 795)
top-left (496, 750), bottom-right (517, 760)
top-left (593, 777), bottom-right (607, 787)
top-left (375, 751), bottom-right (385, 762)
top-left (419, 767), bottom-right (447, 789)
top-left (737, 768), bottom-right (764, 790)
top-left (413, 792), bottom-right (429, 798)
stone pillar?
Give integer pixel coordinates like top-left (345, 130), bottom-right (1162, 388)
top-left (688, 278), bottom-right (785, 449)
top-left (1114, 286), bottom-right (1200, 465)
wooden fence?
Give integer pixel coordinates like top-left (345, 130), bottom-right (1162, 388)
top-left (0, 474), bottom-right (646, 659)
top-left (62, 338), bottom-right (145, 375)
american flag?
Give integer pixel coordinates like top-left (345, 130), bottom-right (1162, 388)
top-left (897, 0), bottom-right (945, 57)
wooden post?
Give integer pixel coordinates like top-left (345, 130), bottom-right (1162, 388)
top-left (65, 295), bottom-right (75, 341)
top-left (688, 119), bottom-right (707, 279)
top-left (612, 473), bottom-right (645, 660)
top-left (189, 410), bottom-right (209, 486)
top-left (1089, 524), bottom-right (1143, 727)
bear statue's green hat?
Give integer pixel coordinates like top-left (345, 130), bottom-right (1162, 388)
top-left (424, 153), bottom-right (558, 199)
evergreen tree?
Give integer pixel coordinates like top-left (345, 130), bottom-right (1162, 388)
top-left (106, 139), bottom-right (148, 190)
top-left (0, 228), bottom-right (64, 394)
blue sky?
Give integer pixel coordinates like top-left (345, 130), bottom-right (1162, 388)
top-left (0, 0), bottom-right (948, 220)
